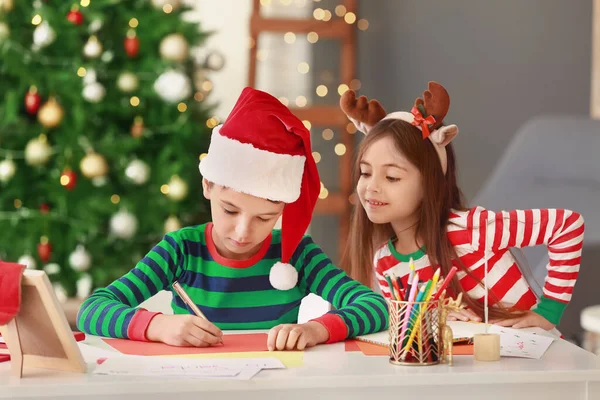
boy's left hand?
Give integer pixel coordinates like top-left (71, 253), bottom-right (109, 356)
top-left (267, 321), bottom-right (330, 351)
top-left (490, 310), bottom-right (555, 330)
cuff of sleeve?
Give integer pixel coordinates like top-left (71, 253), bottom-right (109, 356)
top-left (127, 309), bottom-right (162, 341)
top-left (533, 295), bottom-right (567, 326)
top-left (311, 313), bottom-right (348, 344)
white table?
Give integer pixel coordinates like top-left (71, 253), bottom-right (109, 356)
top-left (1, 333), bottom-right (600, 400)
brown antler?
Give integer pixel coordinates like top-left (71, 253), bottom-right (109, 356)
top-left (414, 82), bottom-right (450, 130)
top-left (340, 89), bottom-right (387, 134)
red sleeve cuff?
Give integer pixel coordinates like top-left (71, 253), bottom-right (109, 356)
top-left (127, 309), bottom-right (162, 341)
top-left (311, 313), bottom-right (348, 344)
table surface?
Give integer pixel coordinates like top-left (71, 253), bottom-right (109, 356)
top-left (1, 332), bottom-right (600, 399)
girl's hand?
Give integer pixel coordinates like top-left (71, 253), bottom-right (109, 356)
top-left (490, 311), bottom-right (555, 330)
top-left (447, 308), bottom-right (482, 323)
top-left (267, 321), bottom-right (330, 351)
top-left (146, 314), bottom-right (223, 347)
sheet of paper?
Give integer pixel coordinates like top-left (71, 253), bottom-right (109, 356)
top-left (168, 351), bottom-right (303, 367)
top-left (103, 333), bottom-right (268, 356)
top-left (78, 343), bottom-right (122, 364)
top-left (93, 357), bottom-right (263, 379)
top-left (488, 325), bottom-right (555, 359)
top-left (161, 352), bottom-right (286, 369)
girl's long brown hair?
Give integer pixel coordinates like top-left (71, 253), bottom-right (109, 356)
top-left (342, 119), bottom-right (516, 319)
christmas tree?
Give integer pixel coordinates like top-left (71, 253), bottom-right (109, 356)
top-left (0, 0), bottom-right (223, 300)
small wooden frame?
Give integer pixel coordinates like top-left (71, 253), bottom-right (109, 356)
top-left (0, 269), bottom-right (86, 377)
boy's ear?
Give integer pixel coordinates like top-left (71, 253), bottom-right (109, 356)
top-left (202, 178), bottom-right (211, 200)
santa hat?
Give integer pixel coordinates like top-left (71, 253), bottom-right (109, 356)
top-left (199, 87), bottom-right (319, 290)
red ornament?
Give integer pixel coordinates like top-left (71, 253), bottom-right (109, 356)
top-left (67, 6), bottom-right (84, 25)
top-left (25, 86), bottom-right (42, 115)
top-left (37, 237), bottom-right (52, 263)
top-left (40, 203), bottom-right (50, 214)
top-left (60, 168), bottom-right (77, 190)
top-left (124, 29), bottom-right (139, 57)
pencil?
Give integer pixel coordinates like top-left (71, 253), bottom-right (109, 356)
top-left (172, 281), bottom-right (209, 320)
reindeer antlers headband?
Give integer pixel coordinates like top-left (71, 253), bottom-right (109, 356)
top-left (340, 81), bottom-right (458, 174)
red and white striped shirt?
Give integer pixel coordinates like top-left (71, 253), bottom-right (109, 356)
top-left (374, 206), bottom-right (584, 325)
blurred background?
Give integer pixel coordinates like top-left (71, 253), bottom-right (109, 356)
top-left (1, 0), bottom-right (598, 348)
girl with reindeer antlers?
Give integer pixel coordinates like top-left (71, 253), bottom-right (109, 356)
top-left (340, 82), bottom-right (584, 331)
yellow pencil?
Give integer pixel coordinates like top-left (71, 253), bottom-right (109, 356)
top-left (404, 269), bottom-right (441, 352)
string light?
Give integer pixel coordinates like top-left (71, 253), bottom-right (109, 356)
top-left (194, 92), bottom-right (205, 102)
top-left (177, 103), bottom-right (187, 112)
top-left (346, 122), bottom-right (357, 134)
top-left (199, 153), bottom-right (208, 161)
top-left (257, 49), bottom-right (268, 61)
top-left (80, 0), bottom-right (91, 6)
top-left (316, 85), bottom-right (328, 97)
top-left (350, 79), bottom-right (362, 90)
top-left (284, 32), bottom-right (296, 44)
top-left (319, 187), bottom-right (329, 199)
top-left (295, 96), bottom-right (307, 107)
top-left (31, 15), bottom-right (42, 25)
top-left (322, 10), bottom-right (332, 21)
top-left (14, 199), bottom-right (22, 209)
top-left (302, 120), bottom-right (312, 130)
top-left (60, 174), bottom-right (71, 187)
top-left (344, 12), bottom-right (357, 24)
top-left (335, 144), bottom-right (347, 156)
top-left (160, 184), bottom-right (170, 194)
top-left (110, 194), bottom-right (120, 204)
top-left (130, 96), bottom-right (140, 106)
top-left (206, 117), bottom-right (219, 128)
top-left (77, 67), bottom-right (87, 77)
top-left (312, 152), bottom-right (321, 163)
top-left (201, 80), bottom-right (213, 92)
top-left (335, 5), bottom-right (347, 16)
top-left (163, 4), bottom-right (173, 13)
top-left (338, 84), bottom-right (349, 95)
top-left (358, 19), bottom-right (369, 30)
top-left (307, 32), bottom-right (319, 43)
top-left (313, 8), bottom-right (325, 20)
top-left (298, 62), bottom-right (310, 74)
top-left (322, 128), bottom-right (334, 140)
top-left (129, 18), bottom-right (139, 28)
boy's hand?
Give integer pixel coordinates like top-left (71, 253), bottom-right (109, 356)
top-left (490, 310), bottom-right (555, 330)
top-left (146, 314), bottom-right (223, 347)
top-left (267, 321), bottom-right (330, 351)
top-left (447, 308), bottom-right (482, 323)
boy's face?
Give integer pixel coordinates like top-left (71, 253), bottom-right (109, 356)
top-left (202, 179), bottom-right (285, 260)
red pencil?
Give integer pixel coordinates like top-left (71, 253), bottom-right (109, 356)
top-left (432, 266), bottom-right (458, 301)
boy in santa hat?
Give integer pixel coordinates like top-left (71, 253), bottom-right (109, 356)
top-left (77, 87), bottom-right (388, 351)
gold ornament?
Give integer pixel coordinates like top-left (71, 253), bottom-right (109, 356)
top-left (25, 135), bottom-right (52, 166)
top-left (0, 0), bottom-right (14, 12)
top-left (83, 35), bottom-right (103, 58)
top-left (164, 215), bottom-right (182, 233)
top-left (165, 175), bottom-right (188, 201)
top-left (80, 152), bottom-right (109, 179)
top-left (159, 33), bottom-right (189, 62)
top-left (131, 116), bottom-right (144, 138)
top-left (37, 97), bottom-right (64, 128)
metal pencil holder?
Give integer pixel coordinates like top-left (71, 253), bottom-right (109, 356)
top-left (388, 299), bottom-right (441, 366)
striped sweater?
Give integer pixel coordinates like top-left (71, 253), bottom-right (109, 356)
top-left (77, 223), bottom-right (388, 342)
top-left (374, 207), bottom-right (584, 325)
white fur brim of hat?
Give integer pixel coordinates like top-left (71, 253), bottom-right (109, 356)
top-left (199, 126), bottom-right (306, 203)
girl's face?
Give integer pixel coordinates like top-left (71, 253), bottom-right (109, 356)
top-left (203, 180), bottom-right (284, 260)
top-left (357, 135), bottom-right (424, 227)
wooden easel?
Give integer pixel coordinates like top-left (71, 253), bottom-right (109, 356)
top-left (0, 268), bottom-right (86, 378)
top-left (248, 0), bottom-right (358, 257)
